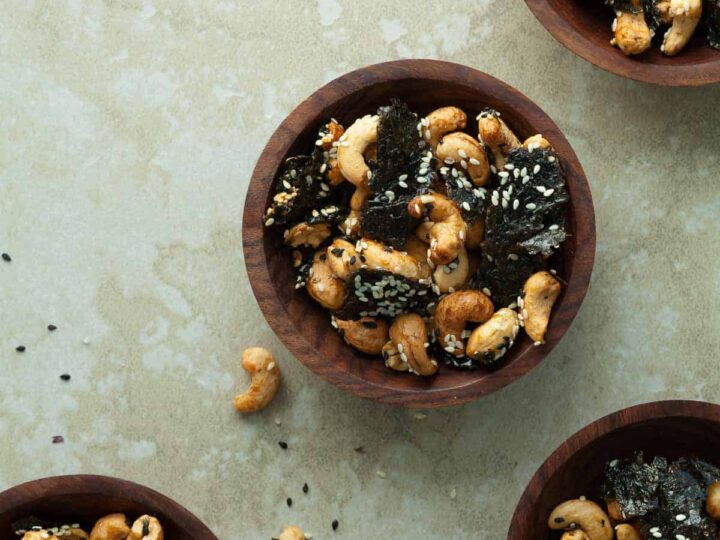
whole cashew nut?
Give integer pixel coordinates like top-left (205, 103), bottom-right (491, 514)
top-left (284, 222), bottom-right (332, 248)
top-left (614, 524), bottom-right (642, 540)
top-left (422, 106), bottom-right (467, 148)
top-left (466, 308), bottom-right (520, 364)
top-left (90, 514), bottom-right (131, 540)
top-left (340, 184), bottom-right (371, 236)
top-left (436, 132), bottom-right (491, 186)
top-left (307, 250), bottom-right (346, 310)
top-left (465, 219), bottom-right (484, 250)
top-left (388, 313), bottom-right (438, 376)
top-left (706, 481), bottom-right (720, 519)
top-left (337, 114), bottom-right (379, 187)
top-left (327, 238), bottom-right (362, 280)
top-left (522, 271), bottom-right (562, 344)
top-left (661, 0), bottom-right (702, 56)
top-left (382, 340), bottom-right (410, 372)
top-left (234, 347), bottom-right (281, 413)
top-left (405, 236), bottom-right (433, 280)
top-left (128, 516), bottom-right (163, 540)
top-left (561, 532), bottom-right (590, 540)
top-left (434, 289), bottom-right (494, 357)
top-left (478, 110), bottom-right (521, 169)
top-left (611, 0), bottom-right (652, 56)
top-left (408, 193), bottom-right (466, 265)
top-left (277, 526), bottom-right (306, 540)
top-left (523, 134), bottom-right (552, 152)
top-left (433, 248), bottom-right (470, 294)
top-left (548, 499), bottom-right (613, 540)
top-left (335, 316), bottom-right (389, 355)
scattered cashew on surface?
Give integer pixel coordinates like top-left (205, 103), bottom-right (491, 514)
top-left (548, 499), bottom-right (613, 540)
top-left (234, 347), bottom-right (281, 413)
top-left (337, 114), bottom-right (378, 187)
top-left (275, 525), bottom-right (307, 540)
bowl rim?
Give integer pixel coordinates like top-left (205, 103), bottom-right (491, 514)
top-left (243, 59), bottom-right (596, 408)
top-left (524, 0), bottom-right (720, 87)
top-left (507, 399), bottom-right (720, 538)
top-left (0, 474), bottom-right (218, 539)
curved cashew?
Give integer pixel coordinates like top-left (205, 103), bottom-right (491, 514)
top-left (327, 158), bottom-right (345, 186)
top-left (327, 238), bottom-right (361, 279)
top-left (327, 237), bottom-right (423, 281)
top-left (433, 248), bottom-right (470, 294)
top-left (466, 308), bottom-right (520, 364)
top-left (285, 222), bottom-right (331, 248)
top-left (337, 114), bottom-right (378, 187)
top-left (335, 317), bottom-right (389, 355)
top-left (561, 531), bottom-right (590, 540)
top-left (278, 526), bottom-right (306, 540)
top-left (234, 347), bottom-right (281, 413)
top-left (408, 193), bottom-right (466, 265)
top-left (23, 531), bottom-right (88, 540)
top-left (405, 236), bottom-right (433, 279)
top-left (319, 119), bottom-right (344, 150)
top-left (389, 313), bottom-right (438, 376)
top-left (522, 271), bottom-right (562, 343)
top-left (128, 515), bottom-right (163, 540)
top-left (422, 106), bottom-right (467, 148)
top-left (382, 340), bottom-right (410, 372)
top-left (436, 132), bottom-right (491, 186)
top-left (339, 184), bottom-right (371, 236)
top-left (307, 250), bottom-right (346, 309)
top-left (478, 110), bottom-right (521, 169)
top-left (612, 0), bottom-right (652, 56)
top-left (706, 481), bottom-right (720, 519)
top-left (415, 221), bottom-right (433, 243)
top-left (614, 524), bottom-right (641, 540)
top-left (661, 0), bottom-right (702, 56)
top-left (465, 219), bottom-right (484, 250)
top-left (605, 499), bottom-right (623, 521)
top-left (548, 500), bottom-right (612, 540)
top-left (90, 514), bottom-right (131, 540)
top-left (434, 290), bottom-right (494, 357)
top-left (523, 134), bottom-right (552, 152)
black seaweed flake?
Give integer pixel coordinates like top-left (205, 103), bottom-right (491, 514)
top-left (441, 167), bottom-right (487, 222)
top-left (707, 0), bottom-right (720, 49)
top-left (470, 251), bottom-right (545, 308)
top-left (334, 268), bottom-right (437, 320)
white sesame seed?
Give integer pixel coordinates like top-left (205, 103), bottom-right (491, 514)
top-left (513, 199), bottom-right (519, 210)
top-left (526, 203), bottom-right (537, 210)
top-left (533, 164), bottom-right (541, 174)
top-left (265, 218), bottom-right (275, 226)
top-left (544, 189), bottom-right (554, 197)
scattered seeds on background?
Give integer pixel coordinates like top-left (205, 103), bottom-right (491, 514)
top-left (15, 345), bottom-right (25, 353)
top-left (60, 374), bottom-right (71, 381)
top-left (52, 436), bottom-right (64, 444)
top-left (1, 253), bottom-right (11, 262)
top-left (48, 324), bottom-right (57, 331)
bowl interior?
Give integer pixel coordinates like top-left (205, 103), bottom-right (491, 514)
top-left (511, 406), bottom-right (720, 539)
top-left (246, 61), bottom-right (594, 406)
top-left (0, 476), bottom-right (216, 539)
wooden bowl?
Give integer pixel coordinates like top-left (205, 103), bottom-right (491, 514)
top-left (525, 1), bottom-right (720, 86)
top-left (0, 475), bottom-right (217, 539)
top-left (508, 400), bottom-right (720, 539)
top-left (243, 59), bottom-right (596, 408)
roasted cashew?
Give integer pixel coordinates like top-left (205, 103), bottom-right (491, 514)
top-left (307, 250), bottom-right (346, 309)
top-left (327, 238), bottom-right (361, 280)
top-left (277, 526), bottom-right (306, 540)
top-left (466, 308), bottom-right (520, 364)
top-left (478, 110), bottom-right (521, 169)
top-left (605, 499), bottom-right (623, 521)
top-left (436, 132), bottom-right (491, 186)
top-left (339, 184), bottom-right (371, 236)
top-left (234, 347), bottom-right (281, 413)
top-left (389, 313), bottom-right (438, 376)
top-left (522, 271), bottom-right (562, 344)
top-left (433, 248), bottom-right (470, 294)
top-left (422, 106), bottom-right (467, 148)
top-left (23, 531), bottom-right (89, 540)
top-left (128, 515), bottom-right (163, 540)
top-left (337, 114), bottom-right (378, 187)
top-left (382, 340), bottom-right (410, 372)
top-left (405, 236), bottom-right (433, 279)
top-left (523, 134), bottom-right (552, 152)
top-left (284, 222), bottom-right (331, 248)
top-left (408, 193), bottom-right (466, 265)
top-left (561, 532), bottom-right (590, 540)
top-left (326, 158), bottom-right (345, 186)
top-left (335, 317), bottom-right (389, 355)
top-left (89, 514), bottom-right (131, 540)
top-left (661, 0), bottom-right (702, 56)
top-left (548, 499), bottom-right (612, 540)
top-left (465, 219), bottom-right (484, 250)
top-left (614, 524), bottom-right (641, 540)
top-left (434, 290), bottom-right (494, 357)
top-left (706, 481), bottom-right (720, 519)
top-left (415, 221), bottom-right (433, 243)
top-left (611, 0), bottom-right (652, 55)
top-left (319, 119), bottom-right (344, 150)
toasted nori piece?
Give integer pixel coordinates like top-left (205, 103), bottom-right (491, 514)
top-left (306, 203), bottom-right (350, 228)
top-left (484, 147), bottom-right (568, 258)
top-left (470, 251), bottom-right (545, 308)
top-left (12, 516), bottom-right (61, 534)
top-left (603, 453), bottom-right (720, 539)
top-left (361, 197), bottom-right (420, 249)
top-left (707, 0), bottom-right (720, 49)
top-left (334, 268), bottom-right (437, 320)
top-left (441, 167), bottom-right (487, 222)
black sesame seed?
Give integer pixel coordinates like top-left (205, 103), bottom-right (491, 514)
top-left (332, 519), bottom-right (339, 531)
top-left (349, 255), bottom-right (357, 265)
top-left (16, 345), bottom-right (26, 353)
top-left (48, 324), bottom-right (57, 331)
top-left (286, 497), bottom-right (292, 507)
top-left (331, 248), bottom-right (344, 257)
top-left (319, 253), bottom-right (327, 261)
top-left (60, 374), bottom-right (71, 381)
top-left (1, 253), bottom-right (11, 262)
top-left (361, 321), bottom-right (378, 329)
top-left (354, 446), bottom-right (365, 453)
top-left (302, 483), bottom-right (309, 494)
top-left (278, 441), bottom-right (288, 449)
top-left (52, 435), bottom-right (64, 444)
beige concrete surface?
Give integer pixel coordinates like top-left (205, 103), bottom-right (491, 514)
top-left (2, 1), bottom-right (720, 538)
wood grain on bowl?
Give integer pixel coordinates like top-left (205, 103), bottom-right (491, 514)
top-left (243, 59), bottom-right (596, 408)
top-left (508, 400), bottom-right (720, 539)
top-left (0, 475), bottom-right (217, 539)
top-left (525, 0), bottom-right (720, 86)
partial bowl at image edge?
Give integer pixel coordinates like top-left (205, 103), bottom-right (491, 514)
top-left (242, 59), bottom-right (596, 408)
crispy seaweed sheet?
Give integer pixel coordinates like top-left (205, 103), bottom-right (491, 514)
top-left (441, 167), bottom-right (487, 223)
top-left (470, 251), bottom-right (545, 308)
top-left (603, 453), bottom-right (720, 539)
top-left (334, 268), bottom-right (437, 320)
top-left (708, 0), bottom-right (720, 49)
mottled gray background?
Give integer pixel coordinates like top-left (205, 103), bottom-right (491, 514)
top-left (2, 1), bottom-right (719, 539)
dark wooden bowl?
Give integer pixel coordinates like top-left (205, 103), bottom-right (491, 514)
top-left (243, 60), bottom-right (596, 408)
top-left (0, 475), bottom-right (217, 539)
top-left (508, 400), bottom-right (720, 539)
top-left (525, 0), bottom-right (720, 86)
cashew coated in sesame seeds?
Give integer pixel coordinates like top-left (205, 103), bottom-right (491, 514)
top-left (432, 248), bottom-right (470, 294)
top-left (388, 313), bottom-right (438, 376)
top-left (478, 112), bottom-right (521, 170)
top-left (335, 317), bottom-right (389, 355)
top-left (284, 222), bottom-right (332, 248)
top-left (337, 114), bottom-right (379, 187)
top-left (436, 132), bottom-right (491, 186)
top-left (522, 271), bottom-right (562, 343)
top-left (307, 250), bottom-right (346, 310)
top-left (422, 106), bottom-right (467, 148)
top-left (407, 193), bottom-right (466, 265)
top-left (434, 289), bottom-right (494, 357)
top-left (466, 308), bottom-right (519, 364)
top-left (234, 347), bottom-right (281, 413)
top-left (547, 499), bottom-right (613, 540)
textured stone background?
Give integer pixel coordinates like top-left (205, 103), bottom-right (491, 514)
top-left (2, 1), bottom-right (720, 538)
